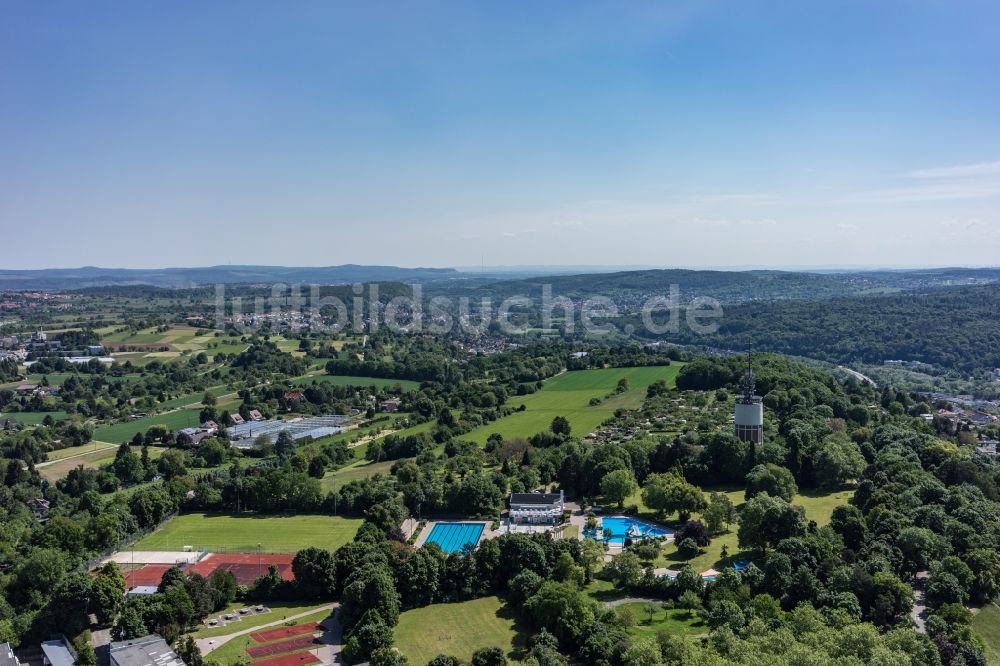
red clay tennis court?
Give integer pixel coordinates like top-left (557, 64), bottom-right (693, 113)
top-left (123, 563), bottom-right (174, 588)
top-left (251, 623), bottom-right (322, 643)
top-left (250, 653), bottom-right (319, 666)
top-left (246, 635), bottom-right (317, 658)
top-left (189, 553), bottom-right (295, 585)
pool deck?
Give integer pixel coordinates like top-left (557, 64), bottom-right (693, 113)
top-left (412, 520), bottom-right (497, 550)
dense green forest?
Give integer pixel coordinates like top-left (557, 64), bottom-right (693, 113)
top-left (646, 284), bottom-right (1000, 374)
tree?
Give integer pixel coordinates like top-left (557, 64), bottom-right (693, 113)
top-left (737, 493), bottom-right (806, 551)
top-left (112, 604), bottom-right (148, 641)
top-left (641, 473), bottom-right (707, 521)
top-left (551, 416), bottom-right (571, 437)
top-left (157, 449), bottom-right (188, 480)
top-left (744, 464), bottom-right (797, 503)
top-left (676, 538), bottom-right (700, 559)
top-left (673, 521), bottom-right (711, 547)
top-left (292, 547), bottom-right (337, 599)
top-left (523, 582), bottom-right (597, 648)
top-left (706, 600), bottom-right (746, 632)
top-left (176, 636), bottom-right (204, 666)
top-left (91, 562), bottom-right (127, 624)
top-left (275, 431), bottom-right (296, 457)
top-left (600, 469), bottom-right (637, 509)
top-left (896, 527), bottom-right (948, 573)
top-left (703, 492), bottom-right (735, 535)
top-left (869, 572), bottom-right (914, 627)
top-left (471, 646), bottom-right (507, 666)
top-left (813, 434), bottom-right (866, 489)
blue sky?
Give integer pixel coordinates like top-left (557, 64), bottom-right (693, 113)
top-left (2, 1), bottom-right (999, 269)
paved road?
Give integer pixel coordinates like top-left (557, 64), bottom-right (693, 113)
top-left (911, 571), bottom-right (929, 633)
top-left (197, 603), bottom-right (337, 655)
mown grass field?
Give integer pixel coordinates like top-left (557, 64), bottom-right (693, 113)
top-left (39, 446), bottom-right (164, 483)
top-left (134, 513), bottom-right (362, 553)
top-left (464, 364), bottom-right (683, 444)
top-left (613, 602), bottom-right (706, 637)
top-left (321, 459), bottom-right (395, 492)
top-left (394, 596), bottom-right (525, 664)
top-left (46, 440), bottom-right (118, 461)
top-left (294, 374), bottom-right (420, 390)
top-left (94, 407), bottom-right (205, 443)
top-left (973, 603), bottom-right (1000, 665)
top-left (1, 410), bottom-right (70, 425)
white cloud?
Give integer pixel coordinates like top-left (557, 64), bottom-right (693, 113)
top-left (837, 222), bottom-right (858, 230)
top-left (905, 161), bottom-right (1000, 179)
top-left (677, 217), bottom-right (730, 227)
top-left (839, 180), bottom-right (1000, 203)
top-left (739, 218), bottom-right (777, 226)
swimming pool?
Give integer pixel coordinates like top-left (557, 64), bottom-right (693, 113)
top-left (592, 516), bottom-right (673, 546)
top-left (424, 522), bottom-right (486, 553)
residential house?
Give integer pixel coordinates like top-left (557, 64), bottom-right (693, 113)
top-left (379, 398), bottom-right (402, 413)
top-left (248, 409), bottom-right (264, 421)
top-left (230, 414), bottom-right (245, 425)
top-left (27, 498), bottom-right (50, 521)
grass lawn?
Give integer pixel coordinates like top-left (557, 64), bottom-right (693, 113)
top-left (614, 603), bottom-right (707, 637)
top-left (39, 446), bottom-right (164, 483)
top-left (2, 411), bottom-right (70, 425)
top-left (394, 596), bottom-right (526, 664)
top-left (192, 601), bottom-right (333, 639)
top-left (973, 603), bottom-right (1000, 665)
top-left (94, 407), bottom-right (204, 443)
top-left (46, 440), bottom-right (118, 461)
top-left (464, 364), bottom-right (683, 444)
top-left (202, 606), bottom-right (335, 665)
top-left (134, 513), bottom-right (363, 553)
top-left (294, 374), bottom-right (420, 390)
top-left (321, 459), bottom-right (395, 492)
top-left (617, 485), bottom-right (854, 572)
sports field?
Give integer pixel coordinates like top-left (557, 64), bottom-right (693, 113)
top-left (134, 513), bottom-right (362, 553)
top-left (294, 374), bottom-right (420, 390)
top-left (464, 364), bottom-right (683, 444)
top-left (394, 596), bottom-right (524, 664)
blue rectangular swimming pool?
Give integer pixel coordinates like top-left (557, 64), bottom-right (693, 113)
top-left (424, 522), bottom-right (486, 553)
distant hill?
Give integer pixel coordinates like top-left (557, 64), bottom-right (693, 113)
top-left (0, 264), bottom-right (459, 290)
top-left (431, 266), bottom-right (1000, 304)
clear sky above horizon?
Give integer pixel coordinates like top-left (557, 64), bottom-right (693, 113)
top-left (2, 1), bottom-right (999, 270)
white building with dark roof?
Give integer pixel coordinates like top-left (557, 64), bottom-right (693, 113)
top-left (509, 490), bottom-right (565, 525)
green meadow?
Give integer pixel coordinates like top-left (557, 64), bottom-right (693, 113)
top-left (394, 597), bottom-right (525, 664)
top-left (464, 364), bottom-right (683, 444)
